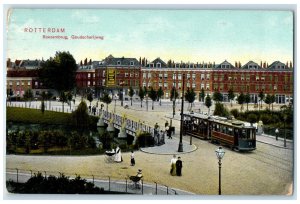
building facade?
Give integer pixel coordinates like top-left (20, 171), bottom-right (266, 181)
top-left (7, 56), bottom-right (293, 104)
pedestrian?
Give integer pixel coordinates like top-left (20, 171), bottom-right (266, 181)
top-left (176, 157), bottom-right (183, 176)
top-left (114, 145), bottom-right (122, 163)
top-left (165, 120), bottom-right (169, 128)
top-left (275, 128), bottom-right (279, 141)
top-left (88, 105), bottom-right (91, 112)
top-left (130, 150), bottom-right (135, 166)
top-left (170, 154), bottom-right (177, 176)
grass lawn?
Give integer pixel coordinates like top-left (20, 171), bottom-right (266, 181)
top-left (7, 107), bottom-right (73, 126)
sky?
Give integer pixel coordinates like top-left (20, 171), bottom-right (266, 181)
top-left (6, 9), bottom-right (294, 64)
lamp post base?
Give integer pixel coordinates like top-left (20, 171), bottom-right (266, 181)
top-left (178, 142), bottom-right (183, 152)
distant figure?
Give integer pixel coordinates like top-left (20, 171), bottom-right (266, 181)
top-left (176, 157), bottom-right (183, 176)
top-left (170, 155), bottom-right (177, 176)
top-left (88, 105), bottom-right (91, 112)
top-left (130, 150), bottom-right (135, 166)
top-left (165, 121), bottom-right (169, 128)
top-left (114, 146), bottom-right (122, 162)
top-left (275, 128), bottom-right (279, 141)
top-left (136, 169), bottom-right (143, 187)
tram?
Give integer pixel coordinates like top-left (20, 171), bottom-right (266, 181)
top-left (183, 113), bottom-right (256, 151)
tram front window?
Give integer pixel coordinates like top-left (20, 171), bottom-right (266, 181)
top-left (239, 129), bottom-right (248, 140)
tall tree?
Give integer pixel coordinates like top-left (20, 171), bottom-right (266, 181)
top-left (100, 93), bottom-right (112, 112)
top-left (264, 94), bottom-right (272, 110)
top-left (157, 87), bottom-right (164, 106)
top-left (71, 100), bottom-right (90, 133)
top-left (39, 51), bottom-right (77, 104)
top-left (87, 92), bottom-right (93, 107)
top-left (270, 94), bottom-right (276, 111)
top-left (128, 87), bottom-right (134, 106)
top-left (138, 87), bottom-right (145, 108)
top-left (244, 92), bottom-right (251, 111)
top-left (259, 91), bottom-right (265, 110)
top-left (170, 86), bottom-right (179, 101)
top-left (205, 94), bottom-right (212, 115)
top-left (199, 88), bottom-right (205, 103)
top-left (67, 92), bottom-right (73, 110)
top-left (7, 89), bottom-right (13, 105)
top-left (228, 88), bottom-right (235, 107)
top-left (185, 88), bottom-right (196, 111)
top-left (213, 90), bottom-right (223, 103)
top-left (237, 92), bottom-right (245, 111)
top-left (23, 89), bottom-right (33, 108)
top-left (148, 87), bottom-right (157, 110)
top-left (59, 91), bottom-right (68, 112)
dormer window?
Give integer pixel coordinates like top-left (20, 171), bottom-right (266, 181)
top-left (117, 61), bottom-right (121, 65)
top-left (130, 61), bottom-right (134, 66)
top-left (175, 64), bottom-right (180, 68)
top-left (157, 63), bottom-right (161, 68)
top-left (150, 63), bottom-right (154, 68)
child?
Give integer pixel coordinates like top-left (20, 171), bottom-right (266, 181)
top-left (130, 151), bottom-right (135, 166)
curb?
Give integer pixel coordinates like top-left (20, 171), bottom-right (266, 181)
top-left (140, 144), bottom-right (198, 155)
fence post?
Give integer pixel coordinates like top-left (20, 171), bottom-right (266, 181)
top-left (165, 185), bottom-right (169, 195)
top-left (125, 178), bottom-right (127, 193)
top-left (92, 175), bottom-right (94, 184)
top-left (108, 176), bottom-right (110, 192)
top-left (154, 182), bottom-right (157, 195)
top-left (141, 179), bottom-right (143, 195)
top-left (44, 171), bottom-right (47, 178)
top-left (16, 168), bottom-right (19, 184)
top-left (30, 170), bottom-right (32, 177)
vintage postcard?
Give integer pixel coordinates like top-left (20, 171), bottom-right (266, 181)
top-left (4, 6), bottom-right (294, 198)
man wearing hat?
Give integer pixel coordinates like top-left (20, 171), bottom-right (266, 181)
top-left (176, 157), bottom-right (183, 176)
top-left (136, 169), bottom-right (143, 188)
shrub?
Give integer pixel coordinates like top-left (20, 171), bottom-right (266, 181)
top-left (213, 103), bottom-right (229, 117)
top-left (230, 109), bottom-right (239, 119)
top-left (136, 132), bottom-right (154, 147)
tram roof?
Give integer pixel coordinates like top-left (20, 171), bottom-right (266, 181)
top-left (183, 112), bottom-right (255, 129)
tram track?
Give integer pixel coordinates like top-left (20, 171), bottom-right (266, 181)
top-left (243, 147), bottom-right (293, 173)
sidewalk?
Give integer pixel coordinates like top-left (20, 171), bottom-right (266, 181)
top-left (256, 133), bottom-right (293, 150)
top-left (140, 136), bottom-right (197, 155)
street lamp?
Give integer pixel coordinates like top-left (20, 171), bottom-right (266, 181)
top-left (215, 146), bottom-right (225, 195)
top-left (114, 95), bottom-right (117, 113)
top-left (172, 85), bottom-right (176, 118)
top-left (120, 81), bottom-right (124, 106)
top-left (178, 73), bottom-right (185, 152)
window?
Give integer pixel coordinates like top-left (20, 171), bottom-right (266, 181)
top-left (173, 73), bottom-right (176, 80)
top-left (164, 73), bottom-right (168, 78)
top-left (228, 76), bottom-right (232, 81)
top-left (93, 81), bottom-right (95, 85)
top-left (201, 83), bottom-right (204, 89)
top-left (27, 81), bottom-right (31, 86)
top-left (102, 79), bottom-right (105, 85)
top-left (125, 73), bottom-right (129, 77)
top-left (178, 82), bottom-right (182, 88)
top-left (117, 61), bottom-right (121, 65)
top-left (35, 82), bottom-right (38, 86)
top-left (88, 73), bottom-right (91, 78)
top-left (143, 82), bottom-right (146, 87)
top-left (157, 63), bottom-right (161, 68)
top-left (159, 82), bottom-right (162, 87)
top-left (175, 64), bottom-right (180, 68)
top-left (130, 61), bottom-right (134, 66)
top-left (206, 74), bottom-right (210, 80)
top-left (187, 82), bottom-right (190, 87)
top-left (9, 81), bottom-right (12, 86)
top-left (21, 82), bottom-right (24, 86)
top-left (147, 73), bottom-right (151, 78)
top-left (201, 74), bottom-right (205, 80)
top-left (246, 75), bottom-right (250, 81)
top-left (206, 84), bottom-right (210, 90)
top-left (192, 83), bottom-right (196, 88)
top-left (178, 74), bottom-right (182, 80)
top-left (274, 85), bottom-right (277, 91)
top-left (187, 73), bottom-right (190, 80)
top-left (256, 76), bottom-right (259, 81)
top-left (93, 73), bottom-right (95, 78)
top-left (241, 75), bottom-right (245, 81)
top-left (87, 81), bottom-right (90, 86)
top-left (102, 71), bottom-right (106, 77)
top-left (164, 82), bottom-right (168, 88)
top-left (143, 72), bottom-right (147, 79)
top-left (192, 73), bottom-right (196, 80)
top-left (214, 75), bottom-right (218, 81)
top-left (261, 76), bottom-right (265, 81)
top-left (16, 81), bottom-right (19, 86)
top-left (159, 73), bottom-right (163, 79)
top-left (135, 73), bottom-right (139, 77)
top-left (130, 72), bottom-right (134, 77)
